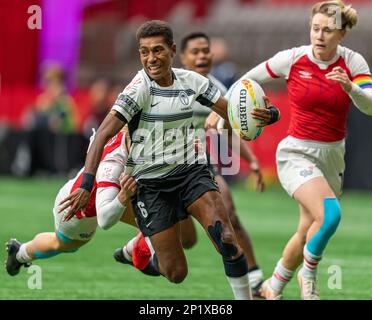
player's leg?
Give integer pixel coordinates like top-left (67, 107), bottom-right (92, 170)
top-left (188, 190), bottom-right (252, 300)
top-left (179, 216), bottom-right (197, 249)
top-left (5, 233), bottom-right (87, 276)
top-left (261, 204), bottom-right (313, 299)
top-left (147, 223), bottom-right (188, 283)
top-left (128, 182), bottom-right (189, 284)
top-left (215, 174), bottom-right (263, 294)
top-left (293, 176), bottom-right (340, 300)
top-left (5, 190), bottom-right (96, 276)
top-left (114, 197), bottom-right (182, 278)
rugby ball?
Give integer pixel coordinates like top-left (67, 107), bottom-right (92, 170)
top-left (227, 78), bottom-right (265, 141)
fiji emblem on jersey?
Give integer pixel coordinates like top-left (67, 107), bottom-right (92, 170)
top-left (179, 91), bottom-right (189, 105)
top-left (299, 70), bottom-right (312, 79)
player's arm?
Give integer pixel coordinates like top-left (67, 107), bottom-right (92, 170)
top-left (326, 67), bottom-right (372, 115)
top-left (250, 96), bottom-right (281, 128)
top-left (239, 48), bottom-right (293, 84)
top-left (210, 96), bottom-right (229, 122)
top-left (95, 155), bottom-right (137, 230)
top-left (58, 112), bottom-right (126, 221)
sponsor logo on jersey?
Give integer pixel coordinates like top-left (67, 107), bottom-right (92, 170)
top-left (299, 70), bottom-right (312, 79)
top-left (150, 102), bottom-right (160, 108)
top-left (179, 90), bottom-right (189, 105)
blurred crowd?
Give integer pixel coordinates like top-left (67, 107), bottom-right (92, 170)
top-left (0, 38), bottom-right (237, 177)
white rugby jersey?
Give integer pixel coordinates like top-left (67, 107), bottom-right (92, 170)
top-left (112, 68), bottom-right (221, 180)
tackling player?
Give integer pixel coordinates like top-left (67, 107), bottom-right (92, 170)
top-left (5, 128), bottom-right (138, 275)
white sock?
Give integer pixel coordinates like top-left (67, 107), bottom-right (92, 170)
top-left (125, 236), bottom-right (138, 256)
top-left (145, 236), bottom-right (155, 255)
top-left (249, 268), bottom-right (264, 289)
top-left (227, 274), bottom-right (253, 300)
top-left (302, 245), bottom-right (322, 279)
top-left (270, 258), bottom-right (294, 293)
top-left (16, 242), bottom-right (33, 263)
top-left (122, 245), bottom-right (132, 262)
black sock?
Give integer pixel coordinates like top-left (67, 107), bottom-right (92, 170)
top-left (248, 265), bottom-right (260, 273)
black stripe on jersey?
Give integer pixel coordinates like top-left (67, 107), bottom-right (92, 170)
top-left (114, 94), bottom-right (141, 118)
top-left (193, 110), bottom-right (211, 117)
top-left (196, 80), bottom-right (218, 108)
top-left (141, 111), bottom-right (193, 122)
top-left (149, 87), bottom-right (196, 97)
top-left (128, 110), bottom-right (142, 141)
top-left (134, 163), bottom-right (170, 178)
top-left (125, 157), bottom-right (136, 166)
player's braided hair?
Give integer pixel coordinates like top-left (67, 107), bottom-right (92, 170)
top-left (136, 20), bottom-right (174, 47)
top-left (311, 0), bottom-right (358, 30)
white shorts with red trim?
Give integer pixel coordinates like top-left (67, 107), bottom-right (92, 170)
top-left (53, 184), bottom-right (97, 242)
top-left (276, 136), bottom-right (345, 198)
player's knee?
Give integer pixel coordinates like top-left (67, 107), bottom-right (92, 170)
top-left (181, 235), bottom-right (197, 250)
top-left (321, 198), bottom-right (341, 235)
top-left (208, 220), bottom-right (240, 259)
top-left (166, 264), bottom-right (188, 284)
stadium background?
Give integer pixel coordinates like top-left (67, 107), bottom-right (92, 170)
top-left (1, 0), bottom-right (372, 300)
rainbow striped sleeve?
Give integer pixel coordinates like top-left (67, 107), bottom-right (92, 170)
top-left (353, 75), bottom-right (372, 89)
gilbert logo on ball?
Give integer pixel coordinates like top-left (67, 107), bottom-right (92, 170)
top-left (227, 78), bottom-right (265, 141)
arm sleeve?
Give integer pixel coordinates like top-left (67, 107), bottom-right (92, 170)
top-left (349, 83), bottom-right (372, 115)
top-left (194, 72), bottom-right (221, 108)
top-left (348, 53), bottom-right (372, 115)
top-left (95, 187), bottom-right (126, 230)
top-left (95, 160), bottom-right (126, 230)
top-left (111, 73), bottom-right (148, 123)
top-left (240, 48), bottom-right (294, 85)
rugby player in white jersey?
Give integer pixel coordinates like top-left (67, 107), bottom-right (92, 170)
top-left (5, 128), bottom-right (142, 275)
top-left (59, 20), bottom-right (280, 299)
top-left (116, 32), bottom-right (266, 296)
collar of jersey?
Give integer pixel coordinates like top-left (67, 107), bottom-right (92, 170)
top-left (307, 45), bottom-right (341, 70)
top-left (144, 69), bottom-right (178, 82)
